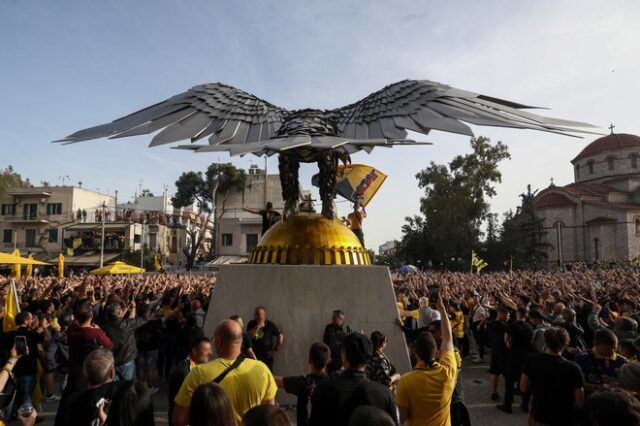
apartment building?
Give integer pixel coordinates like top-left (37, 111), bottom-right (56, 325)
top-left (0, 185), bottom-right (115, 261)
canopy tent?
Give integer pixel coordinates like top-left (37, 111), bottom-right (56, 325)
top-left (90, 261), bottom-right (145, 275)
top-left (397, 264), bottom-right (419, 274)
top-left (0, 252), bottom-right (50, 265)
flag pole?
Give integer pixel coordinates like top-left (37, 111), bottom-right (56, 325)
top-left (10, 278), bottom-right (20, 314)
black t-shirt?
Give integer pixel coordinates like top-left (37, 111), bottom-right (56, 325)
top-left (507, 320), bottom-right (535, 357)
top-left (6, 328), bottom-right (45, 377)
top-left (488, 320), bottom-right (508, 353)
top-left (283, 373), bottom-right (329, 426)
top-left (135, 319), bottom-right (162, 352)
top-left (241, 332), bottom-right (253, 356)
top-left (64, 381), bottom-right (116, 426)
top-left (522, 353), bottom-right (585, 426)
top-left (309, 370), bottom-right (397, 426)
top-left (247, 319), bottom-right (281, 360)
top-left (323, 324), bottom-right (351, 370)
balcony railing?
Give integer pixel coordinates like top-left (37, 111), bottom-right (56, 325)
top-left (1, 213), bottom-right (51, 223)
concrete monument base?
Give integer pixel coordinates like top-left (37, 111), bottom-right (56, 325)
top-left (203, 264), bottom-right (411, 395)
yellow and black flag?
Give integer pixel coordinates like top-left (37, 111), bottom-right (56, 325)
top-left (313, 164), bottom-right (387, 207)
top-left (471, 250), bottom-right (488, 274)
top-left (154, 250), bottom-right (165, 273)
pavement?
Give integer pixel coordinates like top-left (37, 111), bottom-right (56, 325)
top-left (31, 355), bottom-right (528, 426)
top-left (461, 358), bottom-right (529, 426)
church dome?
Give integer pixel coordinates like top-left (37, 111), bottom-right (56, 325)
top-left (248, 212), bottom-right (370, 265)
top-left (572, 133), bottom-right (640, 163)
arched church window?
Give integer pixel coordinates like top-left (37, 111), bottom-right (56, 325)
top-left (631, 154), bottom-right (638, 169)
top-left (593, 237), bottom-right (599, 260)
top-left (588, 160), bottom-right (594, 174)
top-left (607, 157), bottom-right (615, 171)
top-left (575, 164), bottom-right (580, 179)
top-left (636, 218), bottom-right (640, 235)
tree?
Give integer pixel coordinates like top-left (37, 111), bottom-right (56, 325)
top-left (121, 246), bottom-right (156, 271)
top-left (499, 185), bottom-right (549, 270)
top-left (172, 163), bottom-right (246, 270)
top-left (0, 165), bottom-right (32, 192)
top-left (400, 137), bottom-right (510, 269)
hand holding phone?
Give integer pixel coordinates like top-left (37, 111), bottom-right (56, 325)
top-left (14, 336), bottom-right (28, 356)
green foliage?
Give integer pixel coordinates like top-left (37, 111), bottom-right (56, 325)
top-left (0, 165), bottom-right (32, 192)
top-left (120, 246), bottom-right (155, 271)
top-left (172, 163), bottom-right (247, 210)
top-left (172, 163), bottom-right (247, 269)
top-left (499, 185), bottom-right (549, 270)
top-left (399, 137), bottom-right (510, 269)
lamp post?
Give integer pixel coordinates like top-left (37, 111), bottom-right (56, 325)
top-left (99, 201), bottom-right (106, 268)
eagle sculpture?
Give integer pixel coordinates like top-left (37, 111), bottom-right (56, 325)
top-left (57, 80), bottom-right (596, 218)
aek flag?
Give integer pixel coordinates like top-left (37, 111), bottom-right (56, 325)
top-left (154, 250), bottom-right (164, 273)
top-left (26, 254), bottom-right (34, 278)
top-left (3, 280), bottom-right (20, 332)
top-left (12, 249), bottom-right (21, 279)
top-left (58, 253), bottom-right (65, 278)
top-left (471, 250), bottom-right (488, 274)
top-left (312, 164), bottom-right (387, 207)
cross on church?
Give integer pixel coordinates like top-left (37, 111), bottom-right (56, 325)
top-left (609, 123), bottom-right (615, 134)
top-left (300, 193), bottom-right (317, 213)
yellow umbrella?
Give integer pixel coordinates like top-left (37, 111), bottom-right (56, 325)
top-left (90, 261), bottom-right (146, 275)
top-left (11, 249), bottom-right (21, 279)
top-left (26, 254), bottom-right (34, 278)
top-left (57, 253), bottom-right (65, 278)
top-left (0, 252), bottom-right (49, 265)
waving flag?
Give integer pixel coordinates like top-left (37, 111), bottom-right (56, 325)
top-left (471, 250), bottom-right (488, 274)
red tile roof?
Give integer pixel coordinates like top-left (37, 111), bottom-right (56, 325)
top-left (572, 133), bottom-right (640, 163)
top-left (534, 192), bottom-right (576, 208)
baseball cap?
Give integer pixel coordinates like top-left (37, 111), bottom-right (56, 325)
top-left (343, 332), bottom-right (374, 365)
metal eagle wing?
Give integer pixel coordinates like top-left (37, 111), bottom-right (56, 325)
top-left (55, 83), bottom-right (289, 148)
top-left (328, 79), bottom-right (599, 142)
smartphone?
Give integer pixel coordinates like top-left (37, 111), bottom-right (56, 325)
top-left (15, 336), bottom-right (27, 356)
top-left (429, 286), bottom-right (440, 301)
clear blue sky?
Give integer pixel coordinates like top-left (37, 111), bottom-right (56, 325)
top-left (1, 0), bottom-right (639, 250)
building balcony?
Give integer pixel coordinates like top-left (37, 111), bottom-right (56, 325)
top-left (1, 214), bottom-right (50, 224)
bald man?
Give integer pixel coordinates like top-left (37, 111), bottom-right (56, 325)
top-left (172, 320), bottom-right (277, 426)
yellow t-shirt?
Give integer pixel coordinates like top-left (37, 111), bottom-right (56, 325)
top-left (451, 311), bottom-right (465, 339)
top-left (174, 357), bottom-right (277, 422)
top-left (395, 350), bottom-right (458, 426)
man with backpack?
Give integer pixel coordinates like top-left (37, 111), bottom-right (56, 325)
top-left (172, 320), bottom-right (277, 426)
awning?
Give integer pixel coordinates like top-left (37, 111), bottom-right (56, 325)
top-left (90, 261), bottom-right (145, 275)
top-left (64, 222), bottom-right (131, 232)
top-left (47, 252), bottom-right (119, 266)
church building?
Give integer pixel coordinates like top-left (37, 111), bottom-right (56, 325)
top-left (533, 132), bottom-right (640, 267)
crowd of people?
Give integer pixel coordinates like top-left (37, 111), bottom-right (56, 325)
top-left (394, 267), bottom-right (640, 425)
top-left (0, 266), bottom-right (639, 425)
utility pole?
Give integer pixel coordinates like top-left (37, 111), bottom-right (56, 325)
top-left (140, 221), bottom-right (145, 269)
top-left (99, 201), bottom-right (106, 268)
top-left (556, 222), bottom-right (564, 271)
top-left (264, 155), bottom-right (268, 206)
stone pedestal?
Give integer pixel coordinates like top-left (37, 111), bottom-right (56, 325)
top-left (203, 264), bottom-right (411, 390)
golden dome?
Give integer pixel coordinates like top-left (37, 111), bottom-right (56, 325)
top-left (248, 213), bottom-right (371, 265)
